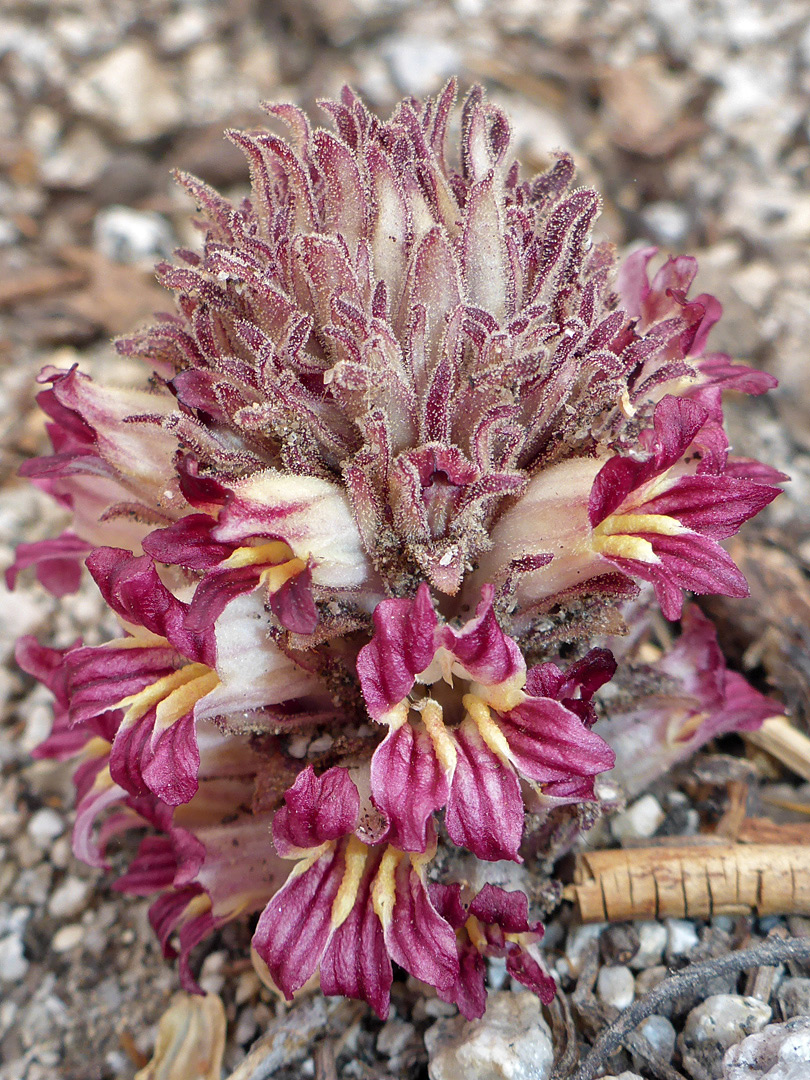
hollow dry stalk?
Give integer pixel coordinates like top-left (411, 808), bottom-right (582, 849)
top-left (565, 842), bottom-right (810, 922)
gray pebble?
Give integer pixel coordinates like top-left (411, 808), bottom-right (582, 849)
top-left (426, 991), bottom-right (554, 1080)
top-left (635, 1015), bottom-right (676, 1066)
top-left (723, 1016), bottom-right (810, 1079)
top-left (776, 977), bottom-right (810, 1020)
top-left (679, 995), bottom-right (772, 1080)
top-left (597, 965), bottom-right (636, 1011)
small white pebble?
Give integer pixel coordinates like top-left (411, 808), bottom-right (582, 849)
top-left (377, 1018), bottom-right (415, 1057)
top-left (48, 877), bottom-right (92, 920)
top-left (597, 965), bottom-right (635, 1010)
top-left (679, 994), bottom-right (772, 1076)
top-left (27, 807), bottom-right (65, 847)
top-left (666, 918), bottom-right (699, 957)
top-left (611, 794), bottom-right (665, 842)
top-left (287, 734), bottom-right (309, 759)
top-left (637, 1014), bottom-right (676, 1061)
top-left (307, 734), bottom-right (334, 755)
top-left (425, 991), bottom-right (554, 1080)
top-left (555, 957), bottom-right (571, 979)
top-left (235, 969), bottom-right (261, 1005)
top-left (565, 922), bottom-right (606, 976)
top-left (0, 907), bottom-right (29, 937)
top-left (630, 922), bottom-right (668, 970)
top-left (52, 924), bottom-right (84, 953)
top-left (422, 997), bottom-right (458, 1018)
top-left (199, 949), bottom-right (226, 994)
top-left (234, 1007), bottom-right (258, 1047)
top-left (0, 935), bottom-right (28, 982)
top-left (487, 955), bottom-right (508, 990)
top-left (93, 206), bottom-right (173, 265)
top-left (50, 836), bottom-right (72, 869)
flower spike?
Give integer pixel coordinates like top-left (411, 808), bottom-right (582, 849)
top-left (11, 84), bottom-right (782, 1015)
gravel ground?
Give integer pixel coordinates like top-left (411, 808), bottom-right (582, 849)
top-left (1, 2), bottom-right (809, 1077)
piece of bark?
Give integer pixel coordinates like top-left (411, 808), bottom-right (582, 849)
top-left (566, 843), bottom-right (810, 922)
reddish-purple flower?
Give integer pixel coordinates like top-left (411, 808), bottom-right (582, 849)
top-left (9, 83), bottom-right (783, 1019)
top-left (357, 584), bottom-right (615, 860)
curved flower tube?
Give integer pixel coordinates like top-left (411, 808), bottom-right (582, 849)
top-left (476, 395), bottom-right (780, 621)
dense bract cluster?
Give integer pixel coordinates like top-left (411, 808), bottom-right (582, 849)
top-left (10, 83), bottom-right (784, 1018)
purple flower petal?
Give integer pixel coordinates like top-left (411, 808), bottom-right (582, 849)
top-left (376, 850), bottom-right (459, 995)
top-left (6, 531), bottom-right (91, 596)
top-left (370, 721), bottom-right (450, 852)
top-left (273, 765), bottom-right (360, 856)
top-left (497, 697), bottom-right (616, 789)
top-left (86, 547), bottom-right (214, 665)
top-left (356, 584), bottom-right (438, 718)
top-left (444, 721), bottom-right (524, 862)
top-left (320, 864), bottom-right (393, 1018)
top-left (253, 843), bottom-right (347, 999)
top-left (441, 584), bottom-right (525, 689)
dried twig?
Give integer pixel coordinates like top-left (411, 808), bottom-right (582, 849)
top-left (745, 715), bottom-right (810, 783)
top-left (738, 817), bottom-right (810, 843)
top-left (566, 940), bottom-right (687, 1080)
top-left (563, 937), bottom-right (810, 1080)
top-left (547, 991), bottom-right (579, 1079)
top-left (714, 779), bottom-right (749, 840)
top-left (225, 999), bottom-right (361, 1080)
top-left (314, 1039), bottom-right (339, 1080)
top-left (565, 842), bottom-right (810, 922)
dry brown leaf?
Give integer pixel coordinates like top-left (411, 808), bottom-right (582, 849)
top-left (599, 56), bottom-right (706, 156)
top-left (134, 993), bottom-right (226, 1080)
top-left (0, 263), bottom-right (89, 308)
top-left (58, 247), bottom-right (166, 334)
